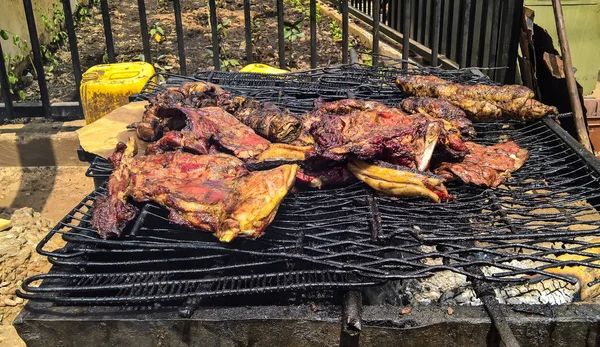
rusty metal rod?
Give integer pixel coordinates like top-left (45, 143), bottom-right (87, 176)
top-left (552, 0), bottom-right (593, 152)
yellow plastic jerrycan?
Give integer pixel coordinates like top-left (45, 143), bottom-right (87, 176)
top-left (239, 63), bottom-right (289, 74)
top-left (80, 62), bottom-right (156, 124)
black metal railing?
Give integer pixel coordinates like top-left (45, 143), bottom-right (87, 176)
top-left (0, 0), bottom-right (523, 121)
top-left (349, 0), bottom-right (524, 83)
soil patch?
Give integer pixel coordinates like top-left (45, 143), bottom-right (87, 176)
top-left (3, 0), bottom-right (367, 103)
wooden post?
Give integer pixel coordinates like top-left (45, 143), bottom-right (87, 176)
top-left (552, 0), bottom-right (593, 151)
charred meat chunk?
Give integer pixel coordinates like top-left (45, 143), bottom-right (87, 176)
top-left (92, 138), bottom-right (298, 242)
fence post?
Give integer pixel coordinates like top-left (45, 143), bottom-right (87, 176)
top-left (208, 0), bottom-right (220, 71)
top-left (341, 0), bottom-right (349, 64)
top-left (173, 0), bottom-right (187, 75)
top-left (23, 0), bottom-right (51, 118)
top-left (61, 0), bottom-right (82, 96)
top-left (137, 0), bottom-right (152, 63)
top-left (0, 43), bottom-right (14, 120)
top-left (99, 0), bottom-right (115, 63)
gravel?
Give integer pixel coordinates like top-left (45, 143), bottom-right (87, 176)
top-left (0, 207), bottom-right (57, 325)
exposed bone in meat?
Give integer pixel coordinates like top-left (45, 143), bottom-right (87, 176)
top-left (400, 97), bottom-right (477, 140)
top-left (348, 159), bottom-right (450, 203)
top-left (91, 138), bottom-right (298, 242)
top-left (433, 141), bottom-right (529, 187)
top-left (136, 82), bottom-right (233, 141)
top-left (308, 99), bottom-right (468, 171)
top-left (396, 75), bottom-right (558, 121)
top-left (146, 106), bottom-right (270, 159)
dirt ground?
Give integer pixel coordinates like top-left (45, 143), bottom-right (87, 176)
top-left (3, 0), bottom-right (366, 103)
top-left (0, 166), bottom-right (95, 222)
top-left (0, 166), bottom-right (94, 346)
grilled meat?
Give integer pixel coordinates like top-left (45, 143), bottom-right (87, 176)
top-left (232, 99), bottom-right (303, 143)
top-left (92, 138), bottom-right (298, 242)
top-left (400, 97), bottom-right (477, 140)
top-left (146, 106), bottom-right (270, 159)
top-left (296, 166), bottom-right (357, 189)
top-left (136, 82), bottom-right (233, 141)
top-left (309, 99), bottom-right (468, 171)
top-left (348, 159), bottom-right (450, 202)
top-left (433, 141), bottom-right (529, 187)
top-left (396, 75), bottom-right (558, 120)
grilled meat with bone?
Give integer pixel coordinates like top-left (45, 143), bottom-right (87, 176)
top-left (396, 75), bottom-right (558, 121)
top-left (309, 99), bottom-right (468, 171)
top-left (146, 106), bottom-right (270, 159)
top-left (136, 82), bottom-right (232, 141)
top-left (400, 97), bottom-right (477, 140)
top-left (135, 82), bottom-right (303, 144)
top-left (92, 138), bottom-right (298, 242)
top-left (433, 141), bottom-right (529, 187)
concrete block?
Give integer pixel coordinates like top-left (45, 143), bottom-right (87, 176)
top-left (0, 121), bottom-right (86, 167)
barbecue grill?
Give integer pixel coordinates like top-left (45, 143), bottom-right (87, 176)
top-left (14, 64), bottom-right (600, 347)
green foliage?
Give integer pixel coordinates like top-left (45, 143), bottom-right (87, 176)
top-left (40, 3), bottom-right (67, 46)
top-left (158, 0), bottom-right (170, 8)
top-left (283, 0), bottom-right (322, 24)
top-left (329, 21), bottom-right (342, 41)
top-left (217, 18), bottom-right (231, 38)
top-left (150, 21), bottom-right (165, 43)
top-left (284, 19), bottom-right (304, 42)
top-left (220, 58), bottom-right (240, 71)
top-left (0, 31), bottom-right (29, 101)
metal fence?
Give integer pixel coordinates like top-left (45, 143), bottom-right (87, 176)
top-left (349, 0), bottom-right (524, 83)
top-left (0, 0), bottom-right (523, 121)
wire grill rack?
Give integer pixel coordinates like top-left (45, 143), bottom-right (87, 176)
top-left (18, 65), bottom-right (600, 305)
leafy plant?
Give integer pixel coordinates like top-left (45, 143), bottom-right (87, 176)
top-left (150, 21), bottom-right (165, 43)
top-left (220, 58), bottom-right (240, 71)
top-left (0, 31), bottom-right (30, 101)
top-left (330, 21), bottom-right (342, 42)
top-left (158, 0), bottom-right (170, 9)
top-left (217, 18), bottom-right (231, 38)
top-left (284, 19), bottom-right (304, 42)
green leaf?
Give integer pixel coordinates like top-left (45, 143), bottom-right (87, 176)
top-left (150, 28), bottom-right (156, 35)
top-left (18, 90), bottom-right (26, 101)
top-left (8, 75), bottom-right (17, 85)
top-left (222, 19), bottom-right (230, 26)
top-left (0, 30), bottom-right (8, 40)
top-left (229, 59), bottom-right (240, 66)
top-left (156, 27), bottom-right (165, 35)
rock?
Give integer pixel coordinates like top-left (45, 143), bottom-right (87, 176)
top-left (15, 297), bottom-right (23, 304)
top-left (0, 301), bottom-right (4, 307)
top-left (4, 298), bottom-right (16, 307)
top-left (0, 287), bottom-right (9, 295)
top-left (0, 281), bottom-right (9, 288)
top-left (5, 272), bottom-right (15, 282)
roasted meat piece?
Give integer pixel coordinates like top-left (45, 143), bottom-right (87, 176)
top-left (396, 75), bottom-right (534, 101)
top-left (433, 141), bottom-right (529, 187)
top-left (400, 96), bottom-right (477, 140)
top-left (91, 138), bottom-right (298, 242)
top-left (135, 82), bottom-right (233, 141)
top-left (396, 75), bottom-right (558, 121)
top-left (146, 106), bottom-right (270, 159)
top-left (309, 99), bottom-right (467, 171)
top-left (348, 159), bottom-right (450, 202)
top-left (232, 99), bottom-right (303, 143)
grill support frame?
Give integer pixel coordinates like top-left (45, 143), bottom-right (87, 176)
top-left (14, 300), bottom-right (600, 347)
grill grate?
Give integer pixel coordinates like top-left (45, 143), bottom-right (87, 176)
top-left (19, 65), bottom-right (600, 305)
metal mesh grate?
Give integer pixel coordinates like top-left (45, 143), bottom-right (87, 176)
top-left (19, 65), bottom-right (600, 305)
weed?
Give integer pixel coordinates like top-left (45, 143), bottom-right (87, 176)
top-left (330, 21), bottom-right (342, 41)
top-left (284, 19), bottom-right (304, 42)
top-left (150, 21), bottom-right (166, 43)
